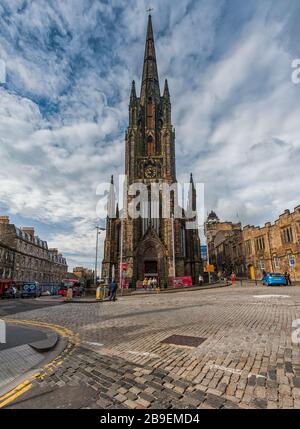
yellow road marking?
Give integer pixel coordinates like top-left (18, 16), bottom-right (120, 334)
top-left (0, 380), bottom-right (31, 403)
top-left (0, 318), bottom-right (80, 408)
top-left (0, 383), bottom-right (33, 408)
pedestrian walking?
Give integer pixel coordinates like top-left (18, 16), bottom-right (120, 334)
top-left (143, 278), bottom-right (147, 289)
top-left (231, 273), bottom-right (237, 285)
top-left (285, 271), bottom-right (292, 286)
top-left (199, 274), bottom-right (203, 285)
top-left (109, 279), bottom-right (118, 301)
top-left (150, 277), bottom-right (154, 290)
top-left (12, 285), bottom-right (17, 299)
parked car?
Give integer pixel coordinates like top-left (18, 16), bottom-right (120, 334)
top-left (0, 280), bottom-right (17, 299)
top-left (72, 285), bottom-right (84, 297)
top-left (21, 282), bottom-right (42, 298)
top-left (262, 272), bottom-right (287, 286)
top-left (58, 286), bottom-right (68, 297)
top-left (1, 287), bottom-right (20, 299)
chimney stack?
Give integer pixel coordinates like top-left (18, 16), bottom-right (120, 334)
top-left (22, 227), bottom-right (35, 237)
top-left (0, 216), bottom-right (9, 224)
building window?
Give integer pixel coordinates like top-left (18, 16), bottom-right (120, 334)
top-left (282, 226), bottom-right (294, 244)
top-left (147, 135), bottom-right (154, 155)
top-left (245, 240), bottom-right (252, 255)
top-left (147, 98), bottom-right (154, 129)
top-left (255, 237), bottom-right (265, 252)
top-left (273, 256), bottom-right (280, 269)
top-left (259, 260), bottom-right (265, 270)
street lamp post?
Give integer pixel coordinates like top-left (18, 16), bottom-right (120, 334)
top-left (197, 223), bottom-right (211, 284)
top-left (120, 217), bottom-right (124, 296)
top-left (171, 214), bottom-right (176, 280)
top-left (94, 226), bottom-right (105, 287)
top-left (206, 242), bottom-right (211, 284)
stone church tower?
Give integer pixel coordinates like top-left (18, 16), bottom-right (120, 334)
top-left (102, 15), bottom-right (202, 287)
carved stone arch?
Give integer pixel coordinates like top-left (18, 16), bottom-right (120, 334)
top-left (135, 229), bottom-right (167, 282)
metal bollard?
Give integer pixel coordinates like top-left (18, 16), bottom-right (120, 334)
top-left (96, 286), bottom-right (102, 301)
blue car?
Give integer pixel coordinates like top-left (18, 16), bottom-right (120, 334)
top-left (262, 273), bottom-right (287, 286)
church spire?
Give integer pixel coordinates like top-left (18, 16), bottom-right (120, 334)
top-left (140, 14), bottom-right (160, 105)
top-left (190, 172), bottom-right (194, 185)
top-left (163, 79), bottom-right (170, 99)
top-left (130, 80), bottom-right (137, 103)
top-left (187, 173), bottom-right (197, 215)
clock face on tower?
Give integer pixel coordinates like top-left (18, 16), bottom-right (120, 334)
top-left (144, 165), bottom-right (157, 179)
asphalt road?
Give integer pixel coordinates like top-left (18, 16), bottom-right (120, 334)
top-left (0, 297), bottom-right (64, 317)
top-left (0, 298), bottom-right (62, 352)
top-left (0, 324), bottom-right (48, 351)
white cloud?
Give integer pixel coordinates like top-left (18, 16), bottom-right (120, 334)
top-left (0, 0), bottom-right (300, 269)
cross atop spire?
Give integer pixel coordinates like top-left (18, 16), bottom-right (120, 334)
top-left (140, 14), bottom-right (160, 105)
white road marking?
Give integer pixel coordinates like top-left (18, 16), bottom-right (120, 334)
top-left (127, 351), bottom-right (159, 358)
top-left (248, 373), bottom-right (266, 379)
top-left (82, 341), bottom-right (104, 347)
top-left (253, 295), bottom-right (290, 299)
top-left (208, 364), bottom-right (242, 375)
top-left (208, 364), bottom-right (267, 380)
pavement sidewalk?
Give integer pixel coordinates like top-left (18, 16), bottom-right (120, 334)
top-left (0, 323), bottom-right (59, 396)
top-left (61, 281), bottom-right (230, 303)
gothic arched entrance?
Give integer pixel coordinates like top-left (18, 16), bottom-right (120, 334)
top-left (135, 230), bottom-right (167, 285)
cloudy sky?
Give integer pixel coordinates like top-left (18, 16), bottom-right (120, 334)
top-left (0, 0), bottom-right (300, 270)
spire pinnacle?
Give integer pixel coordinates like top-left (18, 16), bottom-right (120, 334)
top-left (163, 79), bottom-right (170, 99)
top-left (130, 80), bottom-right (137, 101)
top-left (140, 14), bottom-right (160, 104)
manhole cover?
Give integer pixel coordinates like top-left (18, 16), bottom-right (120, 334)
top-left (161, 335), bottom-right (206, 348)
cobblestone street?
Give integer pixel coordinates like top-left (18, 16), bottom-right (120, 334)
top-left (4, 283), bottom-right (300, 409)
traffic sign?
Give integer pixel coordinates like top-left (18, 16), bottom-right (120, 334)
top-left (205, 264), bottom-right (215, 273)
top-left (289, 258), bottom-right (295, 267)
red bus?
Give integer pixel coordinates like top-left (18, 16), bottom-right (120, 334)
top-left (59, 278), bottom-right (83, 297)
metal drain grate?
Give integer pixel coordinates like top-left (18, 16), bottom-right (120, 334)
top-left (161, 335), bottom-right (206, 348)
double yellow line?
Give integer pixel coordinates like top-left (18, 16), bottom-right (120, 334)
top-left (0, 380), bottom-right (33, 408)
top-left (0, 319), bottom-right (80, 409)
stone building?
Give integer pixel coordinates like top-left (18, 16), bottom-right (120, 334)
top-left (214, 228), bottom-right (245, 277)
top-left (0, 216), bottom-right (68, 282)
top-left (102, 16), bottom-right (202, 287)
top-left (243, 206), bottom-right (300, 281)
top-left (73, 266), bottom-right (94, 287)
top-left (205, 210), bottom-right (242, 273)
top-left (0, 238), bottom-right (14, 279)
top-left (205, 206), bottom-right (300, 281)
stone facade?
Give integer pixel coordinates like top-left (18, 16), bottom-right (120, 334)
top-left (243, 206), bottom-right (300, 281)
top-left (205, 211), bottom-right (242, 275)
top-left (0, 216), bottom-right (68, 282)
top-left (73, 266), bottom-right (94, 286)
top-left (205, 206), bottom-right (300, 281)
top-left (102, 16), bottom-right (202, 287)
top-left (0, 238), bottom-right (14, 279)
